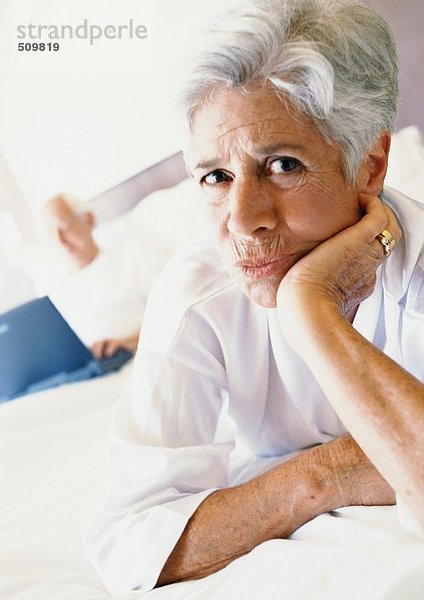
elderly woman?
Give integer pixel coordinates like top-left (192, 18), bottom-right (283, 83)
top-left (86, 0), bottom-right (424, 594)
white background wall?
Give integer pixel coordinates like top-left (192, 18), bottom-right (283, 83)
top-left (0, 0), bottom-right (422, 313)
top-left (0, 0), bottom-right (231, 218)
top-left (0, 0), bottom-right (422, 226)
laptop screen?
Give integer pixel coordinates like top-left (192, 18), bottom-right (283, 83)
top-left (0, 296), bottom-right (93, 399)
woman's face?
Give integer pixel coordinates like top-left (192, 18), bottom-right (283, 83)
top-left (186, 84), bottom-right (364, 308)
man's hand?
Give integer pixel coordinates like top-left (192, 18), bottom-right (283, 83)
top-left (91, 332), bottom-right (139, 359)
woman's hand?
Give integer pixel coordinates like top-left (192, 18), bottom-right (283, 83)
top-left (277, 193), bottom-right (402, 339)
top-left (274, 193), bottom-right (424, 526)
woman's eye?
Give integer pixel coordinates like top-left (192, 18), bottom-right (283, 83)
top-left (270, 157), bottom-right (301, 173)
top-left (202, 170), bottom-right (230, 185)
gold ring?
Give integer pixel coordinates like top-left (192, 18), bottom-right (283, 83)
top-left (376, 229), bottom-right (395, 255)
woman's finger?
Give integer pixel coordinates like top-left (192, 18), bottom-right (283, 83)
top-left (358, 193), bottom-right (402, 258)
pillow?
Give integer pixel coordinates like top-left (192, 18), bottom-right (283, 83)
top-left (94, 178), bottom-right (210, 257)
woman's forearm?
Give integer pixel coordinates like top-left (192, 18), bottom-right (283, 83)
top-left (157, 434), bottom-right (394, 586)
top-left (278, 299), bottom-right (424, 523)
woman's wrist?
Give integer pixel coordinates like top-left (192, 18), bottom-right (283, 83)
top-left (277, 282), bottom-right (347, 357)
top-left (307, 435), bottom-right (395, 510)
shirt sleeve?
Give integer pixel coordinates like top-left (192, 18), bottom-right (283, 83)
top-left (85, 300), bottom-right (232, 595)
top-left (396, 495), bottom-right (424, 540)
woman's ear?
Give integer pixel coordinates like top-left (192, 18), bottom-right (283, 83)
top-left (358, 131), bottom-right (391, 196)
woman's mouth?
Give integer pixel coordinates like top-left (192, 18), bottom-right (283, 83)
top-left (234, 254), bottom-right (296, 279)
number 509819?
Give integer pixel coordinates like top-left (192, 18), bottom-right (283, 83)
top-left (18, 42), bottom-right (60, 51)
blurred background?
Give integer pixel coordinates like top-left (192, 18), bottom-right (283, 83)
top-left (0, 0), bottom-right (232, 220)
top-left (0, 0), bottom-right (232, 310)
top-left (0, 0), bottom-right (423, 311)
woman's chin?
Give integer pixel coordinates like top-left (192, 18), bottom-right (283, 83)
top-left (238, 276), bottom-right (278, 308)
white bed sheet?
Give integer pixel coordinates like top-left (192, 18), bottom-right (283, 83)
top-left (0, 365), bottom-right (132, 600)
top-left (1, 362), bottom-right (423, 600)
top-left (1, 126), bottom-right (424, 600)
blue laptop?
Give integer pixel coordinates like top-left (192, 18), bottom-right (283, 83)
top-left (0, 296), bottom-right (133, 402)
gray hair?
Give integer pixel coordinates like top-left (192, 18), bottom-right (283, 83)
top-left (181, 0), bottom-right (398, 184)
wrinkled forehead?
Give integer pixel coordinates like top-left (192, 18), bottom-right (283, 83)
top-left (191, 84), bottom-right (290, 136)
top-left (185, 84), bottom-right (326, 171)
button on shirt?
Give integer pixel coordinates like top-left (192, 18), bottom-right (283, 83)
top-left (86, 188), bottom-right (424, 595)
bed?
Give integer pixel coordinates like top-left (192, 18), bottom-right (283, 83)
top-left (1, 124), bottom-right (424, 600)
top-left (1, 2), bottom-right (424, 597)
top-left (0, 366), bottom-right (423, 600)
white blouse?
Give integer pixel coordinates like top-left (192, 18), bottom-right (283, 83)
top-left (86, 187), bottom-right (424, 595)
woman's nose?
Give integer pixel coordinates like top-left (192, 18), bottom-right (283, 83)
top-left (226, 177), bottom-right (278, 238)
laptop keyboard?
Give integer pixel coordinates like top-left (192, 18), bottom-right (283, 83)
top-left (94, 348), bottom-right (134, 375)
top-left (2, 349), bottom-right (133, 401)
